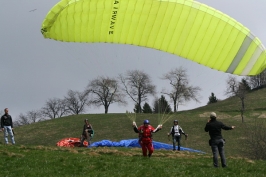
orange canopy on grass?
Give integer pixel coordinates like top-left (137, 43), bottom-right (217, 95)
top-left (56, 137), bottom-right (88, 147)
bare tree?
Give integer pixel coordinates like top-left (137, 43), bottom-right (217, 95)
top-left (42, 98), bottom-right (69, 119)
top-left (161, 67), bottom-right (201, 112)
top-left (27, 110), bottom-right (43, 123)
top-left (13, 120), bottom-right (20, 127)
top-left (16, 110), bottom-right (43, 125)
top-left (87, 76), bottom-right (127, 114)
top-left (243, 118), bottom-right (266, 160)
top-left (119, 70), bottom-right (156, 113)
top-left (246, 70), bottom-right (266, 89)
top-left (17, 113), bottom-right (31, 125)
top-left (225, 76), bottom-right (249, 123)
top-left (64, 90), bottom-right (88, 115)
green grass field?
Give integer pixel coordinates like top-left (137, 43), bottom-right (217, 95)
top-left (1, 145), bottom-right (266, 177)
top-left (0, 88), bottom-right (266, 176)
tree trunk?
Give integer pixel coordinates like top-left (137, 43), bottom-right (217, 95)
top-left (174, 101), bottom-right (177, 112)
top-left (241, 98), bottom-right (245, 123)
top-left (105, 105), bottom-right (108, 114)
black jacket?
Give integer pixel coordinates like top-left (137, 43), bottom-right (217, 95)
top-left (1, 114), bottom-right (13, 128)
top-left (204, 119), bottom-right (232, 140)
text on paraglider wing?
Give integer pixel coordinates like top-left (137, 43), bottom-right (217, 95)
top-left (109, 0), bottom-right (119, 35)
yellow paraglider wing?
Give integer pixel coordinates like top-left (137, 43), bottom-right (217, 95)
top-left (41, 0), bottom-right (266, 76)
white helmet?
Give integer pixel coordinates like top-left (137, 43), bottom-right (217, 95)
top-left (210, 112), bottom-right (216, 118)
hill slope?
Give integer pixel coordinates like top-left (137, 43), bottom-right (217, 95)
top-left (12, 88), bottom-right (266, 158)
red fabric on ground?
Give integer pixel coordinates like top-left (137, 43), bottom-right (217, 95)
top-left (56, 137), bottom-right (88, 147)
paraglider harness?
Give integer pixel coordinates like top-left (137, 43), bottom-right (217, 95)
top-left (171, 125), bottom-right (181, 136)
top-left (170, 125), bottom-right (187, 140)
top-left (139, 129), bottom-right (153, 139)
top-left (134, 126), bottom-right (153, 143)
top-left (80, 124), bottom-right (94, 147)
top-left (82, 126), bottom-right (94, 138)
top-left (81, 123), bottom-right (94, 140)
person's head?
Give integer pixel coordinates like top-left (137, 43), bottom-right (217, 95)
top-left (143, 119), bottom-right (150, 127)
top-left (210, 112), bottom-right (217, 119)
top-left (84, 119), bottom-right (89, 124)
top-left (4, 108), bottom-right (8, 114)
top-left (173, 120), bottom-right (178, 125)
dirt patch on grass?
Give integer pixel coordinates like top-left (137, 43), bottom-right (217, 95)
top-left (228, 156), bottom-right (255, 163)
top-left (233, 115), bottom-right (241, 119)
top-left (258, 113), bottom-right (266, 118)
top-left (199, 112), bottom-right (231, 119)
top-left (199, 112), bottom-right (210, 118)
top-left (0, 150), bottom-right (25, 157)
top-left (69, 147), bottom-right (206, 159)
top-left (251, 113), bottom-right (261, 117)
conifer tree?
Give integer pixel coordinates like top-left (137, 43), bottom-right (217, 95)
top-left (207, 92), bottom-right (218, 104)
top-left (142, 102), bottom-right (152, 113)
top-left (153, 95), bottom-right (172, 113)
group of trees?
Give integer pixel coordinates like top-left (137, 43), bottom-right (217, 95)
top-left (134, 95), bottom-right (173, 114)
top-left (246, 70), bottom-right (266, 90)
top-left (129, 67), bottom-right (201, 114)
top-left (14, 67), bottom-right (201, 126)
top-left (15, 90), bottom-right (89, 126)
top-left (14, 67), bottom-right (265, 126)
top-left (207, 70), bottom-right (266, 123)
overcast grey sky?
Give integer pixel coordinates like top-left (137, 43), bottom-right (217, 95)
top-left (1, 0), bottom-right (266, 120)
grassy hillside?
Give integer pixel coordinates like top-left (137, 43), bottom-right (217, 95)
top-left (196, 87), bottom-right (266, 113)
top-left (11, 88), bottom-right (266, 158)
top-left (0, 88), bottom-right (266, 176)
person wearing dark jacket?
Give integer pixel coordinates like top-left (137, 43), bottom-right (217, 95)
top-left (205, 112), bottom-right (235, 168)
top-left (1, 108), bottom-right (15, 145)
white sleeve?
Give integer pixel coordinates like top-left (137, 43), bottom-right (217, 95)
top-left (179, 126), bottom-right (185, 134)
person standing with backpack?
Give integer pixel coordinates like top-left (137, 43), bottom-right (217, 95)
top-left (80, 119), bottom-right (94, 147)
top-left (168, 120), bottom-right (188, 151)
top-left (1, 108), bottom-right (15, 145)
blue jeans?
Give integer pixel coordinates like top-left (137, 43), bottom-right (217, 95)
top-left (3, 126), bottom-right (15, 144)
top-left (172, 136), bottom-right (181, 151)
top-left (210, 139), bottom-right (226, 167)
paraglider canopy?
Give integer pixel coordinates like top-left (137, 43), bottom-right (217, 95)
top-left (41, 0), bottom-right (266, 76)
top-left (56, 138), bottom-right (88, 147)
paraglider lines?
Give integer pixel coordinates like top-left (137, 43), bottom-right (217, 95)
top-left (157, 105), bottom-right (174, 126)
top-left (125, 110), bottom-right (137, 122)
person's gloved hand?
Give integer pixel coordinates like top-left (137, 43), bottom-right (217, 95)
top-left (185, 134), bottom-right (188, 140)
top-left (157, 124), bottom-right (162, 130)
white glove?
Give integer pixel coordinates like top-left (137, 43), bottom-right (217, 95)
top-left (157, 124), bottom-right (162, 129)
